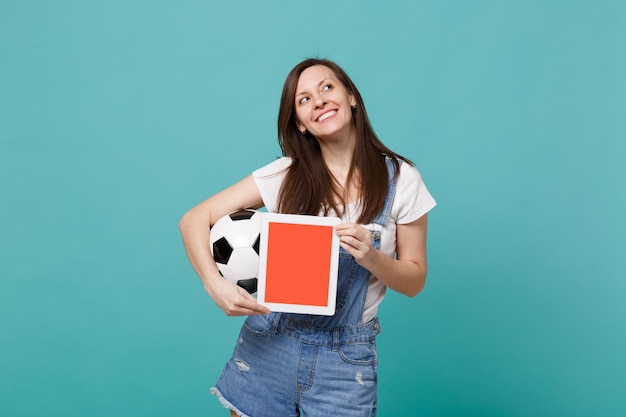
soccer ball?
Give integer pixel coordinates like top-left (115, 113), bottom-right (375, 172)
top-left (209, 209), bottom-right (262, 294)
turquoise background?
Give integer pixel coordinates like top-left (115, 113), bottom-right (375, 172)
top-left (1, 1), bottom-right (625, 416)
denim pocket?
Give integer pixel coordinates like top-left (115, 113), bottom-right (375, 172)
top-left (338, 341), bottom-right (378, 365)
top-left (243, 314), bottom-right (273, 336)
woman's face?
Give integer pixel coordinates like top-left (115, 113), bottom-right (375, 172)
top-left (294, 65), bottom-right (356, 141)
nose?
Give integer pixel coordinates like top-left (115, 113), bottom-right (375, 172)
top-left (313, 93), bottom-right (326, 108)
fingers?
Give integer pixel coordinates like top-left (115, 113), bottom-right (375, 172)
top-left (334, 223), bottom-right (373, 261)
top-left (334, 222), bottom-right (360, 233)
top-left (338, 235), bottom-right (362, 251)
top-left (223, 289), bottom-right (271, 316)
top-left (237, 288), bottom-right (272, 315)
top-left (210, 279), bottom-right (271, 316)
top-left (335, 223), bottom-right (369, 247)
top-left (223, 300), bottom-right (270, 316)
top-left (335, 223), bottom-right (365, 239)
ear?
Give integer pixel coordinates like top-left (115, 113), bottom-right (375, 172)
top-left (296, 120), bottom-right (306, 133)
top-left (349, 94), bottom-right (356, 108)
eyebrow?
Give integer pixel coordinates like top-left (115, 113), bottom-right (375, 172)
top-left (296, 78), bottom-right (333, 97)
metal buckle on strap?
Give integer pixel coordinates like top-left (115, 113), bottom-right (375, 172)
top-left (369, 224), bottom-right (382, 241)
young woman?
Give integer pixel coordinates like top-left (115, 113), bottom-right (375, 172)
top-left (179, 58), bottom-right (436, 417)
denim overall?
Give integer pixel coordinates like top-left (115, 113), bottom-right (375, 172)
top-left (212, 160), bottom-right (397, 417)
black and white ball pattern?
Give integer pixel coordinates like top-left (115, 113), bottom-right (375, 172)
top-left (209, 209), bottom-right (261, 294)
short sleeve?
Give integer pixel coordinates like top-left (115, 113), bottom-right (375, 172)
top-left (392, 162), bottom-right (437, 224)
top-left (252, 157), bottom-right (292, 213)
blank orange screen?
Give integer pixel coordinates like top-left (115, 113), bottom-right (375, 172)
top-left (264, 222), bottom-right (333, 306)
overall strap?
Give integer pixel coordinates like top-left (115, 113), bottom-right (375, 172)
top-left (368, 158), bottom-right (398, 248)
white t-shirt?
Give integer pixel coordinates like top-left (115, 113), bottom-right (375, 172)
top-left (252, 157), bottom-right (437, 322)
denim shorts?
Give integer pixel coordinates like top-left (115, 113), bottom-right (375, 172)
top-left (211, 312), bottom-right (381, 417)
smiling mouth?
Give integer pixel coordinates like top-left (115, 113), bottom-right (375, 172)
top-left (317, 110), bottom-right (337, 122)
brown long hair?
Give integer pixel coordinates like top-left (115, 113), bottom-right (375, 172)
top-left (277, 58), bottom-right (412, 224)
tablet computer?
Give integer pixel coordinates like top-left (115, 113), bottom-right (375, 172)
top-left (257, 213), bottom-right (340, 315)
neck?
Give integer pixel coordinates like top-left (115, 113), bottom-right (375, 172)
top-left (317, 128), bottom-right (358, 202)
top-left (317, 125), bottom-right (357, 169)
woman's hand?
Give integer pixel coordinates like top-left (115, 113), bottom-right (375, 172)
top-left (205, 275), bottom-right (271, 317)
top-left (334, 223), bottom-right (378, 267)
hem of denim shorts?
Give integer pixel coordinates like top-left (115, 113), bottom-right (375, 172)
top-left (210, 387), bottom-right (251, 417)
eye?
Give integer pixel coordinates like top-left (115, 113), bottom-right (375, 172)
top-left (298, 96), bottom-right (309, 105)
top-left (322, 84), bottom-right (333, 92)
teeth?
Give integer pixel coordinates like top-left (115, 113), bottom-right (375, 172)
top-left (318, 110), bottom-right (336, 122)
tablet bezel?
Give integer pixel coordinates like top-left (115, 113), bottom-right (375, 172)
top-left (257, 213), bottom-right (340, 315)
